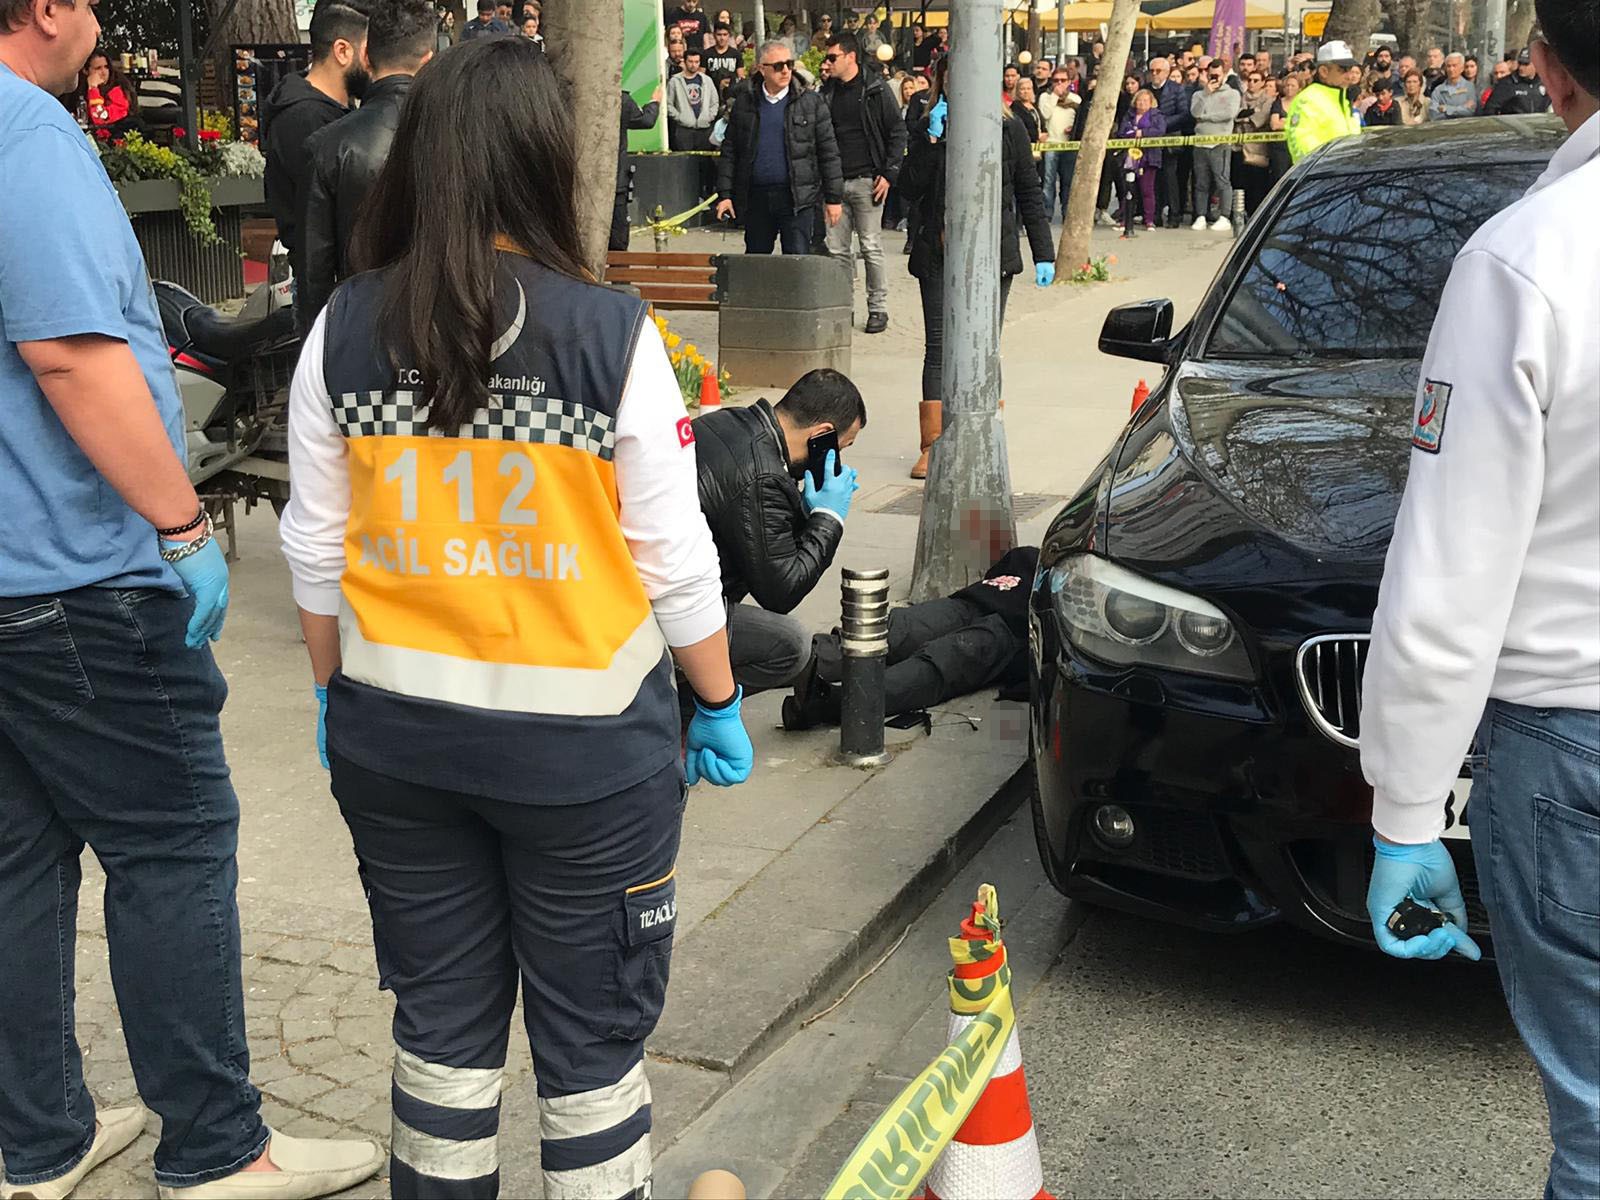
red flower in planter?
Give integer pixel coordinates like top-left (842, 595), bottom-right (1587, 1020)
top-left (198, 129), bottom-right (221, 142)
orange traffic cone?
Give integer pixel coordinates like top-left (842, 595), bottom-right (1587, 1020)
top-left (699, 365), bottom-right (722, 409)
top-left (923, 896), bottom-right (1052, 1200)
top-left (1130, 378), bottom-right (1150, 413)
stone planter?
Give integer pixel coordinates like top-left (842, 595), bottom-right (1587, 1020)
top-left (115, 176), bottom-right (264, 303)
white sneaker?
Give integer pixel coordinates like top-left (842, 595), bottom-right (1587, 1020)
top-left (1190, 216), bottom-right (1208, 231)
top-left (1210, 216), bottom-right (1233, 232)
top-left (1, 1107), bottom-right (146, 1200)
top-left (155, 1130), bottom-right (383, 1200)
top-left (1095, 209), bottom-right (1118, 227)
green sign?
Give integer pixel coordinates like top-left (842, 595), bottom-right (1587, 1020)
top-left (625, 0), bottom-right (667, 152)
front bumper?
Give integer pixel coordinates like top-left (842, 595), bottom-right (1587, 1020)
top-left (1029, 639), bottom-right (1492, 950)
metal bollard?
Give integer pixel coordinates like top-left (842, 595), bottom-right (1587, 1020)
top-left (838, 568), bottom-right (894, 768)
top-left (1231, 188), bottom-right (1247, 238)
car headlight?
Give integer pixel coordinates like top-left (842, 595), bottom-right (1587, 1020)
top-left (1048, 555), bottom-right (1254, 681)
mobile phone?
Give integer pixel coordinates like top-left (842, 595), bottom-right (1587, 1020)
top-left (806, 429), bottom-right (841, 490)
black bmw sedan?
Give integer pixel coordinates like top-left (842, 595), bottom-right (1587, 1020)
top-left (1028, 118), bottom-right (1566, 951)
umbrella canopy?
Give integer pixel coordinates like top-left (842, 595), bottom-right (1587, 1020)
top-left (1148, 1), bottom-right (1282, 31)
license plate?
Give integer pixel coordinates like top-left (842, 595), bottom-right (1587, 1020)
top-left (1441, 776), bottom-right (1472, 841)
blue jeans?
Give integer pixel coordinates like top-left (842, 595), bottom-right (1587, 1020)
top-left (0, 587), bottom-right (266, 1188)
top-left (742, 184), bottom-right (814, 256)
top-left (1471, 700), bottom-right (1600, 1200)
top-left (1040, 150), bottom-right (1075, 221)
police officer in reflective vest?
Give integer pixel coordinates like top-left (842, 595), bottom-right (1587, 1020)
top-left (1285, 40), bottom-right (1363, 162)
top-left (279, 39), bottom-right (753, 1200)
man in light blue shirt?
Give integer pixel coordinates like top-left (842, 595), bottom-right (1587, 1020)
top-left (0, 1), bottom-right (379, 1197)
top-left (1432, 51), bottom-right (1479, 118)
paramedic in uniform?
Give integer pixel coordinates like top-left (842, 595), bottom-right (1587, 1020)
top-left (1359, 4), bottom-right (1599, 1197)
top-left (278, 39), bottom-right (753, 1200)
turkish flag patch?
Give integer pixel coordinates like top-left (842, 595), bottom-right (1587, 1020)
top-left (1412, 379), bottom-right (1451, 454)
top-left (676, 417), bottom-right (696, 447)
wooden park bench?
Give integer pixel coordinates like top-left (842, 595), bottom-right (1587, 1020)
top-left (603, 250), bottom-right (718, 311)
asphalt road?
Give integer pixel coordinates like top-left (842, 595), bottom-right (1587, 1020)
top-left (1024, 906), bottom-right (1551, 1199)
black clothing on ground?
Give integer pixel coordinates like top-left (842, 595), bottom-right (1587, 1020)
top-left (820, 71), bottom-right (909, 184)
top-left (809, 547), bottom-right (1040, 716)
top-left (612, 91), bottom-right (661, 252)
top-left (298, 73), bottom-right (412, 330)
top-left (691, 399), bottom-right (844, 613)
top-left (900, 110), bottom-right (1053, 281)
top-left (716, 79), bottom-right (844, 217)
top-left (260, 72), bottom-right (347, 268)
top-left (1482, 74), bottom-right (1551, 115)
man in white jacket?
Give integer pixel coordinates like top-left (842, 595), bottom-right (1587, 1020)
top-left (1360, 3), bottom-right (1598, 1196)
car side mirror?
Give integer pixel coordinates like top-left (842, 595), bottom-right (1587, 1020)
top-left (1099, 299), bottom-right (1176, 363)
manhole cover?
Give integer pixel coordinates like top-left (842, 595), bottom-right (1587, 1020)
top-left (864, 487), bottom-right (1064, 520)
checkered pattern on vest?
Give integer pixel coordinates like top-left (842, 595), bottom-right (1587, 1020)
top-left (330, 390), bottom-right (618, 461)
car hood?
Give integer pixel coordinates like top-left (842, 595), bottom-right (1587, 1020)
top-left (1102, 360), bottom-right (1417, 629)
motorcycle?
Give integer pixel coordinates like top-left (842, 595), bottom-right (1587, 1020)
top-left (155, 272), bottom-right (298, 501)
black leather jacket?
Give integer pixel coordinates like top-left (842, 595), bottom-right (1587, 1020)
top-left (299, 74), bottom-right (412, 329)
top-left (819, 72), bottom-right (909, 183)
top-left (693, 400), bottom-right (843, 612)
top-left (715, 79), bottom-right (844, 214)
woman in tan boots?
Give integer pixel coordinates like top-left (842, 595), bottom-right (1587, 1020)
top-left (896, 55), bottom-right (1056, 478)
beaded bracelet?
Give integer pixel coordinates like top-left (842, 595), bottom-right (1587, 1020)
top-left (157, 506), bottom-right (207, 537)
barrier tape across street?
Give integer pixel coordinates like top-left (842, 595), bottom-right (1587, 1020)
top-left (636, 130), bottom-right (1289, 158)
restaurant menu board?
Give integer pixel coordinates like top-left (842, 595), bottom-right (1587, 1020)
top-left (233, 43), bottom-right (312, 145)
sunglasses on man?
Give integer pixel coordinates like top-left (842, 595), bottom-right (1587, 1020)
top-left (761, 59), bottom-right (794, 71)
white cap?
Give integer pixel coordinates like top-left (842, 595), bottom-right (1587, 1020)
top-left (1316, 40), bottom-right (1358, 67)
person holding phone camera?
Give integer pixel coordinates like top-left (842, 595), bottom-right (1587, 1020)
top-left (693, 369), bottom-right (866, 693)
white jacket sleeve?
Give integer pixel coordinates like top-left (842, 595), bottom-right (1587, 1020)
top-left (1360, 249), bottom-right (1551, 843)
top-left (614, 321), bottom-right (727, 647)
top-left (278, 310), bottom-right (350, 617)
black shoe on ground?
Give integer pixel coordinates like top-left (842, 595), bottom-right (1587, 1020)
top-left (864, 311), bottom-right (889, 334)
top-left (782, 659), bottom-right (842, 731)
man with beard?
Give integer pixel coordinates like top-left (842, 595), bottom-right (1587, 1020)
top-left (692, 369), bottom-right (865, 693)
top-left (262, 1), bottom-right (368, 295)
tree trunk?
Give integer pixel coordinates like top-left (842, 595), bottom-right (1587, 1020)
top-left (206, 0), bottom-right (296, 89)
top-left (544, 0), bottom-right (623, 277)
top-left (1027, 8), bottom-right (1042, 60)
top-left (1056, 0), bottom-right (1142, 272)
top-left (1324, 0), bottom-right (1383, 54)
top-left (1380, 0), bottom-right (1433, 58)
top-left (1506, 0), bottom-right (1536, 51)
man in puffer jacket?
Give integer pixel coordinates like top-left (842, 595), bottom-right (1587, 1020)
top-left (714, 40), bottom-right (844, 254)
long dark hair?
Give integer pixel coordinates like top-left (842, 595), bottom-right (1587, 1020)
top-left (80, 50), bottom-right (136, 109)
top-left (350, 37), bottom-right (588, 431)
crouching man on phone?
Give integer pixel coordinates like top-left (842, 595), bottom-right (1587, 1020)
top-left (693, 369), bottom-right (865, 692)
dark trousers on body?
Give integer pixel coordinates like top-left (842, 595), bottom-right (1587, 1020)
top-left (1158, 147), bottom-right (1192, 223)
top-left (0, 587), bottom-right (267, 1189)
top-left (332, 756), bottom-right (685, 1199)
top-left (742, 184), bottom-right (813, 256)
top-left (917, 271), bottom-right (1013, 401)
top-left (812, 597), bottom-right (1022, 715)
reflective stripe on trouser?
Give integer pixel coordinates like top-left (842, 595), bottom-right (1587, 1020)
top-left (540, 1059), bottom-right (653, 1198)
top-left (331, 758), bottom-right (686, 1200)
top-left (390, 1048), bottom-right (504, 1198)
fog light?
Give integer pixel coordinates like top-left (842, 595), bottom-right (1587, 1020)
top-left (1092, 804), bottom-right (1136, 849)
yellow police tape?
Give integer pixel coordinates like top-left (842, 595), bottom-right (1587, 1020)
top-left (822, 884), bottom-right (1014, 1200)
top-left (635, 130), bottom-right (1289, 159)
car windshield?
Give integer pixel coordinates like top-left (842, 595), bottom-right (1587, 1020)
top-left (1207, 165), bottom-right (1544, 360)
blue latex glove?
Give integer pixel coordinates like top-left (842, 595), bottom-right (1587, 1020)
top-left (1367, 836), bottom-right (1483, 961)
top-left (162, 536), bottom-right (230, 648)
top-left (1035, 262), bottom-right (1056, 288)
top-left (927, 97), bottom-right (948, 140)
top-left (685, 687), bottom-right (753, 788)
top-left (314, 684), bottom-right (329, 770)
top-left (801, 450), bottom-right (860, 521)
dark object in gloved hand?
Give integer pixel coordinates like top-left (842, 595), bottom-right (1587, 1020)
top-left (1386, 896), bottom-right (1453, 940)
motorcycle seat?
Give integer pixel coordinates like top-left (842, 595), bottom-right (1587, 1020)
top-left (156, 281), bottom-right (293, 362)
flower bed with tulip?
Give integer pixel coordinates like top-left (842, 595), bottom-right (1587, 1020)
top-left (653, 312), bottom-right (731, 409)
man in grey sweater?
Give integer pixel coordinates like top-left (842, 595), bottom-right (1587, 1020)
top-left (1190, 62), bottom-right (1243, 230)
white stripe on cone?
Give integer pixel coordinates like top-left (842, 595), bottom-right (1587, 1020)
top-left (925, 1012), bottom-right (1045, 1200)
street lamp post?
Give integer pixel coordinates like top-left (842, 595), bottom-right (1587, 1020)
top-left (909, 0), bottom-right (1016, 602)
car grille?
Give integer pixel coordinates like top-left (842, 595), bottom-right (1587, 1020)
top-left (1295, 634), bottom-right (1370, 748)
top-left (1119, 808), bottom-right (1233, 881)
